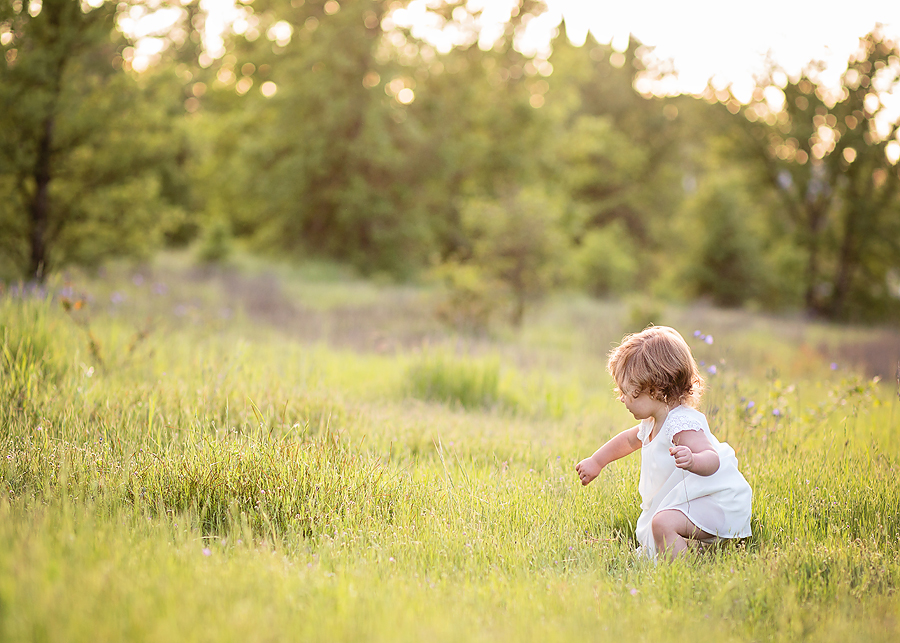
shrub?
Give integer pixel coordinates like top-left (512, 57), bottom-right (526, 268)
top-left (570, 221), bottom-right (639, 297)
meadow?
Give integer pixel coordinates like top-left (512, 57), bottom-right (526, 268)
top-left (2, 255), bottom-right (899, 642)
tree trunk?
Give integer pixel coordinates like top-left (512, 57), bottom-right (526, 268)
top-left (829, 187), bottom-right (865, 318)
top-left (830, 218), bottom-right (857, 318)
top-left (25, 0), bottom-right (74, 282)
top-left (802, 204), bottom-right (827, 316)
top-left (803, 236), bottom-right (820, 314)
top-left (29, 115), bottom-right (55, 281)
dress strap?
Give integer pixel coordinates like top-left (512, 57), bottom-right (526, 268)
top-left (661, 412), bottom-right (704, 442)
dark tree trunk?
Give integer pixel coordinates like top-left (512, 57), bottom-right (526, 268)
top-left (829, 181), bottom-right (865, 318)
top-left (830, 214), bottom-right (857, 318)
top-left (29, 115), bottom-right (55, 281)
top-left (25, 0), bottom-right (73, 282)
top-left (803, 237), bottom-right (820, 314)
top-left (802, 204), bottom-right (828, 316)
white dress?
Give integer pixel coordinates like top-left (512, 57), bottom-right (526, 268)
top-left (634, 405), bottom-right (752, 560)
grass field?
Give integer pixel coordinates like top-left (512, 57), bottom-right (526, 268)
top-left (2, 256), bottom-right (899, 642)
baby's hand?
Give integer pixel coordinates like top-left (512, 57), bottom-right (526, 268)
top-left (575, 458), bottom-right (602, 486)
top-left (670, 445), bottom-right (694, 471)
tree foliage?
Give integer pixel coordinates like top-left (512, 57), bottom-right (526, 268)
top-left (736, 29), bottom-right (900, 319)
top-left (456, 188), bottom-right (565, 326)
top-left (0, 0), bottom-right (187, 280)
top-left (3, 0), bottom-right (899, 323)
top-left (678, 172), bottom-right (765, 307)
top-left (189, 0), bottom-right (430, 275)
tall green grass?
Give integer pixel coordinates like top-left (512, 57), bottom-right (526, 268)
top-left (1, 268), bottom-right (899, 643)
top-left (1, 294), bottom-right (76, 400)
top-left (406, 349), bottom-right (502, 410)
top-left (405, 347), bottom-right (588, 418)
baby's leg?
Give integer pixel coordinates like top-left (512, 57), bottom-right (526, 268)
top-left (650, 510), bottom-right (716, 561)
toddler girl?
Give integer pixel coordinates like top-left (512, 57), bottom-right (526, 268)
top-left (576, 326), bottom-right (752, 561)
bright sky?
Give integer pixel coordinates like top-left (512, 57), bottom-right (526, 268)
top-left (547, 0), bottom-right (900, 99)
top-left (391, 0), bottom-right (900, 97)
top-left (129, 0), bottom-right (900, 101)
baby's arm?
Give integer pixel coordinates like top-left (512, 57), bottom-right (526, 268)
top-left (576, 426), bottom-right (642, 486)
top-left (670, 430), bottom-right (720, 476)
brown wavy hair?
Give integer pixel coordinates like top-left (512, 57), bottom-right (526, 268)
top-left (607, 326), bottom-right (704, 408)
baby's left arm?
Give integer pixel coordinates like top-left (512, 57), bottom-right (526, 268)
top-left (670, 430), bottom-right (720, 476)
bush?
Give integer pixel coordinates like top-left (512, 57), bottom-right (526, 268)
top-left (197, 219), bottom-right (234, 265)
top-left (455, 189), bottom-right (566, 327)
top-left (680, 175), bottom-right (765, 307)
top-left (432, 262), bottom-right (502, 333)
top-left (570, 221), bottom-right (639, 297)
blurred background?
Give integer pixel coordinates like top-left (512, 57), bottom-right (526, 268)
top-left (2, 0), bottom-right (900, 324)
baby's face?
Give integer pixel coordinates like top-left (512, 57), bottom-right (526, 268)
top-left (617, 378), bottom-right (662, 421)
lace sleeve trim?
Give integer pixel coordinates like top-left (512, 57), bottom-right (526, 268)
top-left (636, 419), bottom-right (653, 444)
top-left (662, 414), bottom-right (704, 442)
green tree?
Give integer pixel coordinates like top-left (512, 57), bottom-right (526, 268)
top-left (570, 220), bottom-right (638, 297)
top-left (551, 30), bottom-right (685, 233)
top-left (455, 188), bottom-right (565, 326)
top-left (410, 49), bottom-right (551, 254)
top-left (400, 1), bottom-right (555, 258)
top-left (678, 173), bottom-right (765, 307)
top-left (194, 0), bottom-right (561, 276)
top-left (0, 0), bottom-right (187, 281)
top-left (192, 0), bottom-right (434, 276)
top-left (543, 27), bottom-right (690, 296)
top-left (735, 29), bottom-right (900, 319)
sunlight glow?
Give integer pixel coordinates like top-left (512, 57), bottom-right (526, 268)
top-left (260, 81), bottom-right (278, 97)
top-left (380, 0), bottom-right (900, 102)
top-left (122, 0), bottom-right (900, 126)
top-left (362, 71), bottom-right (381, 89)
top-left (763, 86), bottom-right (785, 112)
top-left (887, 140), bottom-right (900, 164)
top-left (544, 0), bottom-right (900, 98)
top-left (267, 20), bottom-right (293, 47)
top-left (235, 76), bottom-right (252, 95)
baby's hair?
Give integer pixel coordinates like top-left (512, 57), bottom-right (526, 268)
top-left (607, 326), bottom-right (704, 408)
